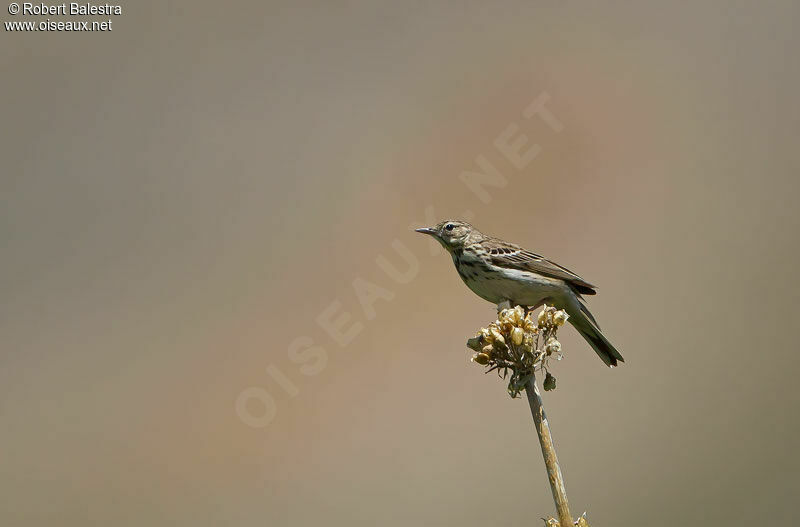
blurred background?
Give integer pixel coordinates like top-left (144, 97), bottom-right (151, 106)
top-left (2, 1), bottom-right (799, 526)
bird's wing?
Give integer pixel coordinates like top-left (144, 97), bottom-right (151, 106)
top-left (480, 238), bottom-right (597, 295)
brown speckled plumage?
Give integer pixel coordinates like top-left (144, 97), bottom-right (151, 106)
top-left (415, 220), bottom-right (624, 367)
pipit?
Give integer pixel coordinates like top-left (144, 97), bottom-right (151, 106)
top-left (416, 220), bottom-right (624, 367)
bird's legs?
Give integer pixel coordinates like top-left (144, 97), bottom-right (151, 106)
top-left (496, 300), bottom-right (513, 313)
top-left (497, 300), bottom-right (535, 317)
top-left (497, 300), bottom-right (549, 317)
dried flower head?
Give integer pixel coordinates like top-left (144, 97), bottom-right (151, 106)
top-left (466, 304), bottom-right (568, 398)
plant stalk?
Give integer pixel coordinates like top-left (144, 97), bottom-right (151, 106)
top-left (525, 375), bottom-right (573, 527)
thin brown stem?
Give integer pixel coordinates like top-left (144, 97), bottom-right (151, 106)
top-left (525, 375), bottom-right (573, 527)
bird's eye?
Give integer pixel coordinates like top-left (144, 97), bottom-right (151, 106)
top-left (445, 224), bottom-right (454, 231)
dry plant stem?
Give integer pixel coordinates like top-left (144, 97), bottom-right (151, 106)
top-left (525, 376), bottom-right (573, 527)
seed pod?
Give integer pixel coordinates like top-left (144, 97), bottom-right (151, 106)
top-left (490, 328), bottom-right (505, 345)
top-left (511, 326), bottom-right (524, 346)
top-left (473, 352), bottom-right (490, 365)
top-left (545, 337), bottom-right (561, 355)
top-left (512, 305), bottom-right (525, 324)
top-left (522, 318), bottom-right (537, 333)
top-left (553, 311), bottom-right (568, 327)
top-left (481, 344), bottom-right (494, 357)
top-left (543, 372), bottom-right (557, 391)
top-left (537, 308), bottom-right (548, 327)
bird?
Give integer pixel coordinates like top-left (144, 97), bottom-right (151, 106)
top-left (415, 220), bottom-right (624, 367)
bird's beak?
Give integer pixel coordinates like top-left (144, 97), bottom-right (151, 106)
top-left (415, 227), bottom-right (437, 236)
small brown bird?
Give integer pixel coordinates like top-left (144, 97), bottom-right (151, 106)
top-left (416, 220), bottom-right (624, 367)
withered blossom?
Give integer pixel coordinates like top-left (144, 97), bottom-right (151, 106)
top-left (467, 305), bottom-right (568, 397)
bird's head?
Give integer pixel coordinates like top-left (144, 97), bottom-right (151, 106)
top-left (415, 220), bottom-right (474, 250)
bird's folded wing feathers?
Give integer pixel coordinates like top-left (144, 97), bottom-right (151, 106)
top-left (481, 239), bottom-right (597, 295)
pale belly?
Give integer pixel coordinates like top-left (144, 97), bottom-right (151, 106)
top-left (452, 256), bottom-right (568, 307)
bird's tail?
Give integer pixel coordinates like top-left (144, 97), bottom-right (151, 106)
top-left (565, 300), bottom-right (624, 367)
